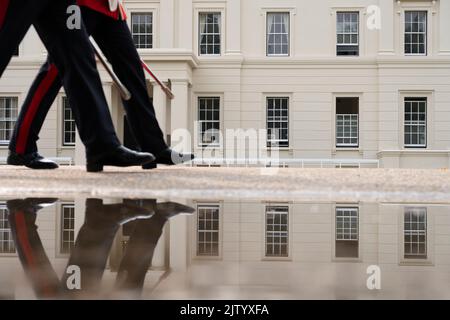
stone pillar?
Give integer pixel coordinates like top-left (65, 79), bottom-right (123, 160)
top-left (378, 0), bottom-right (395, 54)
top-left (74, 130), bottom-right (85, 166)
top-left (170, 80), bottom-right (190, 151)
top-left (169, 215), bottom-right (189, 272)
top-left (151, 81), bottom-right (168, 142)
top-left (439, 0), bottom-right (450, 54)
top-left (160, 0), bottom-right (174, 48)
top-left (177, 0), bottom-right (193, 50)
top-left (226, 0), bottom-right (241, 55)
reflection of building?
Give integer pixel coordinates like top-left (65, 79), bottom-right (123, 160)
top-left (0, 199), bottom-right (449, 299)
top-left (1, 1), bottom-right (450, 168)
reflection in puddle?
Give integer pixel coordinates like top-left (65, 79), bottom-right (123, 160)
top-left (0, 197), bottom-right (449, 299)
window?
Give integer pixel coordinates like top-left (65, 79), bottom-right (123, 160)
top-left (60, 204), bottom-right (75, 254)
top-left (336, 12), bottom-right (359, 56)
top-left (336, 97), bottom-right (359, 147)
top-left (405, 11), bottom-right (427, 55)
top-left (199, 13), bottom-right (221, 55)
top-left (267, 97), bottom-right (289, 148)
top-left (404, 207), bottom-right (427, 259)
top-left (404, 97), bottom-right (427, 148)
top-left (267, 12), bottom-right (290, 56)
top-left (131, 13), bottom-right (153, 49)
top-left (265, 206), bottom-right (289, 257)
top-left (198, 97), bottom-right (220, 147)
top-left (62, 97), bottom-right (76, 146)
top-left (0, 205), bottom-right (15, 254)
top-left (0, 97), bottom-right (18, 145)
top-left (335, 207), bottom-right (358, 258)
top-left (197, 204), bottom-right (220, 257)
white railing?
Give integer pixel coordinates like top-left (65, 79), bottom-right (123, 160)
top-left (191, 158), bottom-right (380, 168)
top-left (0, 157), bottom-right (73, 166)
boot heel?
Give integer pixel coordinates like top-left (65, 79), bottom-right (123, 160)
top-left (87, 163), bottom-right (104, 172)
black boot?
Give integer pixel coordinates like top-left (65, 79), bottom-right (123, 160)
top-left (155, 202), bottom-right (195, 220)
top-left (142, 148), bottom-right (194, 170)
top-left (6, 198), bottom-right (58, 212)
top-left (86, 145), bottom-right (155, 172)
top-left (85, 199), bottom-right (154, 226)
top-left (7, 151), bottom-right (59, 170)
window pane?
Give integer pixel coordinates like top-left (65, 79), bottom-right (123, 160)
top-left (267, 13), bottom-right (290, 56)
top-left (131, 13), bottom-right (153, 49)
top-left (199, 13), bottom-right (221, 55)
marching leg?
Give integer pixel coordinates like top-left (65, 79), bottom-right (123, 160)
top-left (86, 9), bottom-right (194, 169)
top-left (7, 60), bottom-right (62, 169)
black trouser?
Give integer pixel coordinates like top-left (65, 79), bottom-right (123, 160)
top-left (7, 204), bottom-right (62, 298)
top-left (0, 0), bottom-right (120, 155)
top-left (7, 7), bottom-right (167, 156)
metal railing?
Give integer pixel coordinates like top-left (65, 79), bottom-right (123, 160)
top-left (191, 158), bottom-right (380, 168)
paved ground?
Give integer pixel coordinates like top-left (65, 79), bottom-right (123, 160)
top-left (0, 166), bottom-right (449, 203)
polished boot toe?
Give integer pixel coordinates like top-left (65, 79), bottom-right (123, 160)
top-left (86, 145), bottom-right (155, 172)
top-left (7, 152), bottom-right (59, 170)
top-left (155, 202), bottom-right (195, 219)
top-left (142, 148), bottom-right (194, 170)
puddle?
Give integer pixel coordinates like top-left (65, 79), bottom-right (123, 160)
top-left (0, 196), bottom-right (449, 300)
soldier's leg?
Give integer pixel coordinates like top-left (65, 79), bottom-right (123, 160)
top-left (85, 9), bottom-right (167, 154)
top-left (0, 0), bottom-right (48, 76)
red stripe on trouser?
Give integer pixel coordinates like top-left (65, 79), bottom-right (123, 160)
top-left (16, 63), bottom-right (59, 154)
top-left (0, 0), bottom-right (10, 29)
top-left (15, 211), bottom-right (55, 297)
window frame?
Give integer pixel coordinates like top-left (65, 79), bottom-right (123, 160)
top-left (59, 203), bottom-right (75, 255)
top-left (197, 96), bottom-right (221, 148)
top-left (195, 203), bottom-right (222, 259)
top-left (403, 207), bottom-right (427, 260)
top-left (266, 12), bottom-right (290, 57)
top-left (0, 96), bottom-right (19, 146)
top-left (61, 96), bottom-right (76, 147)
top-left (0, 203), bottom-right (16, 256)
top-left (264, 205), bottom-right (290, 258)
top-left (335, 97), bottom-right (360, 148)
top-left (266, 96), bottom-right (290, 149)
top-left (336, 11), bottom-right (360, 56)
top-left (403, 10), bottom-right (428, 56)
top-left (333, 203), bottom-right (361, 262)
top-left (198, 11), bottom-right (222, 57)
top-left (403, 97), bottom-right (427, 149)
top-left (130, 12), bottom-right (154, 49)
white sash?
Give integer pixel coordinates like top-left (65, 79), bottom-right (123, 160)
top-left (108, 0), bottom-right (120, 12)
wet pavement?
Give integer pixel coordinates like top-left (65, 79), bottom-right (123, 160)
top-left (0, 195), bottom-right (449, 300)
top-left (0, 166), bottom-right (450, 202)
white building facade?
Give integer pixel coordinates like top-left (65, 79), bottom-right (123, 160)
top-left (1, 0), bottom-right (450, 168)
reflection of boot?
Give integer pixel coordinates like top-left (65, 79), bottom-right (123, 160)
top-left (85, 199), bottom-right (154, 226)
top-left (155, 202), bottom-right (195, 220)
top-left (6, 198), bottom-right (58, 213)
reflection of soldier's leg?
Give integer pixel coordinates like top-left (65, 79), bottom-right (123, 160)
top-left (116, 215), bottom-right (168, 292)
top-left (62, 205), bottom-right (120, 293)
top-left (7, 202), bottom-right (61, 298)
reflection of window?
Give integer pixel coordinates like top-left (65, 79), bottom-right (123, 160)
top-left (267, 97), bottom-right (289, 148)
top-left (62, 97), bottom-right (76, 146)
top-left (199, 13), bottom-right (221, 55)
top-left (405, 11), bottom-right (427, 55)
top-left (131, 13), bottom-right (153, 49)
top-left (198, 97), bottom-right (220, 147)
top-left (60, 204), bottom-right (75, 254)
top-left (404, 97), bottom-right (427, 148)
top-left (265, 206), bottom-right (289, 257)
top-left (197, 205), bottom-right (220, 256)
top-left (0, 97), bottom-right (18, 145)
top-left (267, 12), bottom-right (289, 56)
top-left (404, 207), bottom-right (427, 259)
top-left (0, 205), bottom-right (15, 254)
top-left (336, 97), bottom-right (359, 147)
top-left (336, 12), bottom-right (359, 56)
top-left (335, 207), bottom-right (358, 258)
